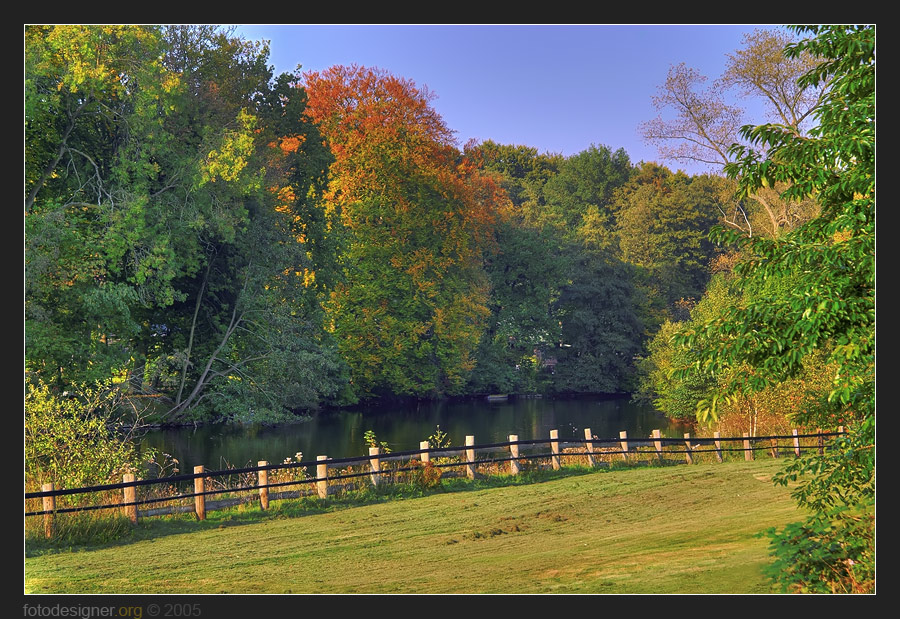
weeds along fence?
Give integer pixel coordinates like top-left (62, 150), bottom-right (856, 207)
top-left (25, 426), bottom-right (845, 538)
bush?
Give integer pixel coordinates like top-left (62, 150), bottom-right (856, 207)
top-left (409, 460), bottom-right (442, 491)
top-left (25, 381), bottom-right (155, 491)
top-left (763, 506), bottom-right (875, 593)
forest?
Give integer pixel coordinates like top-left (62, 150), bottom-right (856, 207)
top-left (25, 25), bottom-right (874, 592)
top-left (25, 25), bottom-right (826, 423)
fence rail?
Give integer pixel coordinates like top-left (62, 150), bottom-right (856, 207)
top-left (25, 426), bottom-right (846, 537)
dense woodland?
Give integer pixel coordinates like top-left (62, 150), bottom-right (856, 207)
top-left (25, 25), bottom-right (873, 592)
top-left (25, 26), bottom-right (817, 423)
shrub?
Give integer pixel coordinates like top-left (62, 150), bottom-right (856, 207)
top-left (25, 381), bottom-right (156, 491)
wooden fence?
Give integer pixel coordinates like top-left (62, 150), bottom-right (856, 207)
top-left (25, 426), bottom-right (845, 538)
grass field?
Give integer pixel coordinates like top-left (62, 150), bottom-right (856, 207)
top-left (24, 459), bottom-right (803, 594)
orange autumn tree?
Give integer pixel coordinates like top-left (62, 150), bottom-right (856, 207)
top-left (303, 65), bottom-right (507, 399)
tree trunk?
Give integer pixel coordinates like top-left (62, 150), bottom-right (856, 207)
top-left (176, 258), bottom-right (212, 406)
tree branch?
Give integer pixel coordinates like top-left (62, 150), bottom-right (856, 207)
top-left (25, 97), bottom-right (92, 214)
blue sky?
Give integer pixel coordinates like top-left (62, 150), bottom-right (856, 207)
top-left (233, 24), bottom-right (777, 176)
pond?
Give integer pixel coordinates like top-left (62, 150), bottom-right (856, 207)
top-left (139, 395), bottom-right (688, 475)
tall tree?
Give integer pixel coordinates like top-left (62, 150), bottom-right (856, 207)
top-left (551, 248), bottom-right (643, 395)
top-left (676, 25), bottom-right (875, 593)
top-left (26, 26), bottom-right (345, 421)
top-left (640, 28), bottom-right (824, 239)
top-left (470, 140), bottom-right (562, 211)
top-left (640, 63), bottom-right (744, 169)
top-left (720, 28), bottom-right (826, 135)
top-left (26, 25), bottom-right (184, 386)
top-left (463, 142), bottom-right (566, 394)
top-left (519, 145), bottom-right (642, 394)
top-left (303, 65), bottom-right (505, 399)
top-left (614, 163), bottom-right (722, 328)
top-left (530, 144), bottom-right (632, 236)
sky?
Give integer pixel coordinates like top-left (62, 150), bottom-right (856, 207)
top-left (233, 24), bottom-right (777, 176)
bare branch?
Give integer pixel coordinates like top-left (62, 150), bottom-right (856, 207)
top-left (640, 64), bottom-right (744, 172)
top-left (720, 28), bottom-right (826, 135)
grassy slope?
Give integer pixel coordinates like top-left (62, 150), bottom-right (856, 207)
top-left (24, 459), bottom-right (802, 594)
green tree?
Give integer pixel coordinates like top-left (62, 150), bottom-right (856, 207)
top-left (25, 26), bottom-right (180, 387)
top-left (551, 248), bottom-right (643, 395)
top-left (483, 143), bottom-right (642, 395)
top-left (468, 219), bottom-right (566, 394)
top-left (531, 144), bottom-right (632, 236)
top-left (25, 381), bottom-right (152, 489)
top-left (465, 142), bottom-right (567, 395)
top-left (25, 26), bottom-right (346, 421)
top-left (637, 264), bottom-right (836, 436)
top-left (303, 66), bottom-right (504, 400)
top-left (676, 25), bottom-right (874, 593)
top-left (635, 273), bottom-right (736, 419)
top-left (614, 163), bottom-right (722, 329)
top-left (470, 140), bottom-right (562, 210)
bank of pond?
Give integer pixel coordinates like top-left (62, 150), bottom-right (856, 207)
top-left (140, 395), bottom-right (689, 476)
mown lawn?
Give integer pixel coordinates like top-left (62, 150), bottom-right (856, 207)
top-left (24, 459), bottom-right (802, 594)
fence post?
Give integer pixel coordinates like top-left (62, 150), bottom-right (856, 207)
top-left (743, 433), bottom-right (753, 461)
top-left (194, 465), bottom-right (206, 520)
top-left (619, 431), bottom-right (629, 462)
top-left (713, 431), bottom-right (723, 463)
top-left (258, 461), bottom-right (269, 511)
top-left (42, 482), bottom-right (55, 538)
top-left (817, 428), bottom-right (825, 455)
top-left (420, 441), bottom-right (430, 465)
top-left (652, 429), bottom-right (663, 462)
top-left (368, 447), bottom-right (381, 487)
top-left (584, 428), bottom-right (595, 467)
top-left (317, 456), bottom-right (329, 499)
top-left (123, 473), bottom-right (138, 523)
top-left (466, 436), bottom-right (476, 479)
top-left (684, 433), bottom-right (693, 464)
top-left (792, 429), bottom-right (801, 457)
top-left (509, 434), bottom-right (520, 476)
top-left (770, 438), bottom-right (779, 459)
top-left (550, 429), bottom-right (561, 470)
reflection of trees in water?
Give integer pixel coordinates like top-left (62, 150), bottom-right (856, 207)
top-left (141, 397), bottom-right (677, 473)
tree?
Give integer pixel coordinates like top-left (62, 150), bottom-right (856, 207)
top-left (466, 140), bottom-right (562, 210)
top-left (303, 66), bottom-right (505, 399)
top-left (26, 25), bottom-right (188, 388)
top-left (676, 25), bottom-right (874, 593)
top-left (640, 63), bottom-right (744, 169)
top-left (505, 144), bottom-right (641, 395)
top-left (26, 26), bottom-right (346, 421)
top-left (552, 248), bottom-right (643, 395)
top-left (531, 144), bottom-right (632, 236)
top-left (720, 28), bottom-right (826, 135)
top-left (464, 142), bottom-right (566, 395)
top-left (640, 28), bottom-right (824, 239)
top-left (25, 381), bottom-right (152, 490)
top-left (637, 269), bottom-right (837, 436)
top-left (613, 164), bottom-right (722, 328)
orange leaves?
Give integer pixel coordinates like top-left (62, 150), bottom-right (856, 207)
top-left (277, 135), bottom-right (305, 155)
top-left (302, 64), bottom-right (508, 253)
top-left (271, 185), bottom-right (296, 214)
top-left (303, 65), bottom-right (452, 152)
top-left (303, 64), bottom-right (513, 397)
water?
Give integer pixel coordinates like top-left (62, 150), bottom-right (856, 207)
top-left (139, 396), bottom-right (687, 474)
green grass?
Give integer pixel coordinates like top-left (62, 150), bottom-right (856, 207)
top-left (24, 459), bottom-right (802, 594)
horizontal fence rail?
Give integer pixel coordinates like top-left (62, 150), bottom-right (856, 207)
top-left (25, 426), bottom-right (846, 537)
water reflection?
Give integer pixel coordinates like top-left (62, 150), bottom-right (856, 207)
top-left (140, 396), bottom-right (686, 474)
